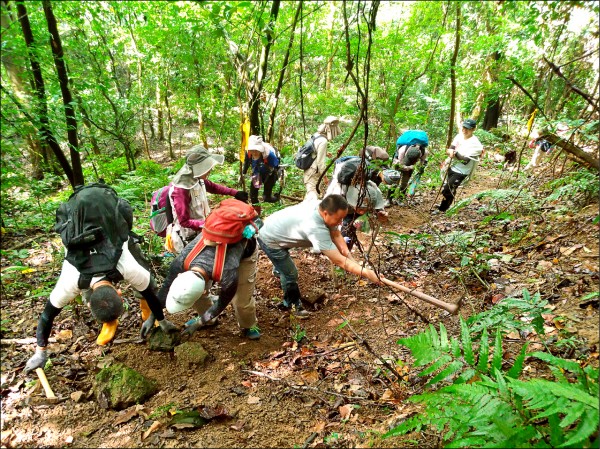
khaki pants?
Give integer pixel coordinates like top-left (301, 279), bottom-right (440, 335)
top-left (191, 244), bottom-right (258, 329)
top-left (303, 167), bottom-right (320, 201)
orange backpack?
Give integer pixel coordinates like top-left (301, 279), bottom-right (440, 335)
top-left (183, 199), bottom-right (257, 281)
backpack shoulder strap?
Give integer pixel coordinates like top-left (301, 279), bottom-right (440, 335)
top-left (182, 237), bottom-right (227, 283)
top-left (154, 187), bottom-right (164, 207)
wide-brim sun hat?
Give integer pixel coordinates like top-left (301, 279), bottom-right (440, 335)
top-left (248, 135), bottom-right (265, 154)
top-left (166, 271), bottom-right (206, 313)
top-left (172, 145), bottom-right (225, 188)
top-left (345, 181), bottom-right (385, 210)
top-left (318, 116), bottom-right (342, 140)
top-left (361, 145), bottom-right (389, 161)
top-left (186, 145), bottom-right (225, 178)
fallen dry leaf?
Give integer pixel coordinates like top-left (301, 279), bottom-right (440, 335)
top-left (313, 421), bottom-right (326, 432)
top-left (113, 405), bottom-right (146, 426)
top-left (198, 405), bottom-right (231, 420)
top-left (141, 421), bottom-right (162, 440)
top-left (339, 404), bottom-right (355, 419)
top-left (230, 420), bottom-right (246, 431)
top-left (241, 380), bottom-right (254, 388)
top-left (300, 370), bottom-right (320, 384)
top-left (55, 329), bottom-right (73, 342)
top-left (247, 396), bottom-right (261, 405)
top-left (70, 391), bottom-right (84, 403)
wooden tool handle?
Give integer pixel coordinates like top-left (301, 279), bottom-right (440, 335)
top-left (382, 278), bottom-right (460, 315)
top-left (35, 368), bottom-right (57, 399)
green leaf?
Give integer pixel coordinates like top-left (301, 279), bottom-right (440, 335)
top-left (506, 343), bottom-right (528, 379)
top-left (460, 316), bottom-right (475, 366)
top-left (167, 410), bottom-right (208, 428)
top-left (426, 360), bottom-right (464, 386)
top-left (560, 408), bottom-right (600, 447)
top-left (477, 327), bottom-right (489, 374)
top-left (491, 328), bottom-right (503, 373)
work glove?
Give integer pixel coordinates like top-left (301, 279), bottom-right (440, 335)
top-left (140, 313), bottom-right (156, 338)
top-left (234, 191), bottom-right (249, 202)
top-left (182, 317), bottom-right (204, 337)
top-left (417, 165), bottom-right (425, 175)
top-left (24, 348), bottom-right (47, 374)
top-left (158, 319), bottom-right (178, 334)
top-left (402, 165), bottom-right (414, 172)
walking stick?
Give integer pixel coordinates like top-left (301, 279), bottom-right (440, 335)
top-left (430, 155), bottom-right (453, 211)
top-left (382, 278), bottom-right (461, 314)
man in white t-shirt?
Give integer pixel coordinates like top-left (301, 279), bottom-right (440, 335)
top-left (258, 195), bottom-right (385, 316)
top-left (434, 119), bottom-right (483, 213)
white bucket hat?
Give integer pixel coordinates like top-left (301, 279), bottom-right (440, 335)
top-left (166, 271), bottom-right (206, 313)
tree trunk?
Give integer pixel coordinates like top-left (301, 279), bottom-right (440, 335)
top-left (164, 78), bottom-right (173, 158)
top-left (481, 51), bottom-right (501, 130)
top-left (325, 2), bottom-right (336, 91)
top-left (127, 21), bottom-right (150, 159)
top-left (0, 1), bottom-right (44, 180)
top-left (156, 81), bottom-right (164, 141)
top-left (267, 1), bottom-right (301, 142)
top-left (541, 133), bottom-right (600, 172)
top-left (196, 106), bottom-right (209, 150)
top-left (16, 2), bottom-right (75, 187)
top-left (42, 0), bottom-right (83, 187)
top-left (446, 3), bottom-right (460, 148)
top-left (248, 0), bottom-right (280, 135)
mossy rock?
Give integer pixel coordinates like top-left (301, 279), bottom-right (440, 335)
top-left (94, 363), bottom-right (157, 410)
top-left (147, 326), bottom-right (181, 351)
top-left (174, 342), bottom-right (208, 368)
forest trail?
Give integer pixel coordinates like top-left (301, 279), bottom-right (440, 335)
top-left (1, 164), bottom-right (598, 449)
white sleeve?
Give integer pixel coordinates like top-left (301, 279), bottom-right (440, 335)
top-left (49, 259), bottom-right (82, 309)
top-left (116, 241), bottom-right (151, 291)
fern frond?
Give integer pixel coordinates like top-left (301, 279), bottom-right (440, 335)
top-left (491, 328), bottom-right (503, 373)
top-left (560, 408), bottom-right (600, 447)
top-left (427, 360), bottom-right (464, 386)
top-left (506, 343), bottom-right (529, 379)
top-left (460, 316), bottom-right (475, 365)
top-left (477, 327), bottom-right (489, 374)
top-left (529, 351), bottom-right (584, 375)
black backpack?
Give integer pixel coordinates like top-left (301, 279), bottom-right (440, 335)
top-left (294, 134), bottom-right (325, 170)
top-left (336, 157), bottom-right (381, 186)
top-left (54, 183), bottom-right (132, 285)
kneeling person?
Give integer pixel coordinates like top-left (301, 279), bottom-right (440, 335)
top-left (155, 227), bottom-right (261, 340)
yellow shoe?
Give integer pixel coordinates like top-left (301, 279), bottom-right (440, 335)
top-left (140, 299), bottom-right (151, 322)
top-left (97, 319), bottom-right (118, 345)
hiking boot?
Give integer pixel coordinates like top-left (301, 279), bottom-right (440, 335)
top-left (291, 303), bottom-right (310, 318)
top-left (242, 325), bottom-right (261, 340)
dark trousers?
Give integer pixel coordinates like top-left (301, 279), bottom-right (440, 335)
top-left (250, 170), bottom-right (278, 204)
top-left (341, 212), bottom-right (361, 251)
top-left (439, 169), bottom-right (468, 212)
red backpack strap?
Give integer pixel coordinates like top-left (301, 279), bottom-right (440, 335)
top-left (183, 236), bottom-right (228, 282)
top-left (183, 236), bottom-right (208, 271)
top-left (211, 244), bottom-right (227, 282)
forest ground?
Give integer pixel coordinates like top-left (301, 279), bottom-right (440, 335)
top-left (1, 150), bottom-right (598, 448)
